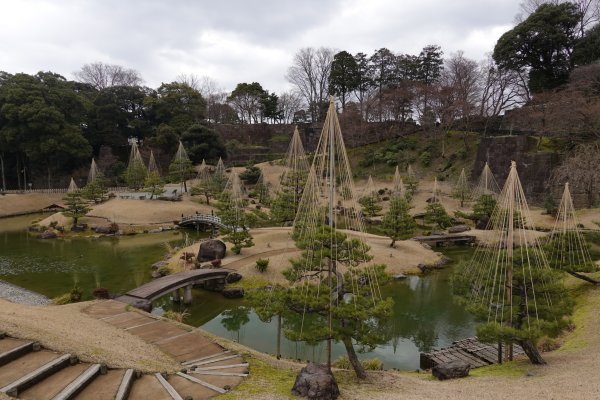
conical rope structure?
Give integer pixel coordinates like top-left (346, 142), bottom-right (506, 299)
top-left (431, 177), bottom-right (442, 204)
top-left (148, 150), bottom-right (160, 176)
top-left (472, 162), bottom-right (500, 199)
top-left (292, 99), bottom-right (384, 369)
top-left (546, 183), bottom-right (598, 282)
top-left (461, 161), bottom-right (571, 363)
top-left (362, 175), bottom-right (377, 198)
top-left (87, 158), bottom-right (99, 184)
top-left (125, 141), bottom-right (147, 189)
top-left (195, 159), bottom-right (209, 183)
top-left (213, 157), bottom-right (227, 192)
top-left (222, 170), bottom-right (246, 228)
top-left (67, 177), bottom-right (78, 193)
top-left (453, 167), bottom-right (471, 207)
top-left (391, 166), bottom-right (406, 199)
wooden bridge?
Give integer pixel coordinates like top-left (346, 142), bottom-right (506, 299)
top-left (412, 233), bottom-right (476, 247)
top-left (178, 214), bottom-right (232, 231)
top-left (116, 269), bottom-right (232, 309)
top-left (420, 337), bottom-right (525, 370)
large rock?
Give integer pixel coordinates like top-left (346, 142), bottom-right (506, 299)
top-left (432, 360), bottom-right (470, 380)
top-left (475, 217), bottom-right (490, 230)
top-left (95, 225), bottom-right (117, 234)
top-left (291, 363), bottom-right (340, 400)
top-left (226, 272), bottom-right (243, 284)
top-left (197, 239), bottom-right (226, 262)
top-left (37, 230), bottom-right (57, 239)
top-left (222, 287), bottom-right (244, 298)
top-left (448, 224), bottom-right (470, 233)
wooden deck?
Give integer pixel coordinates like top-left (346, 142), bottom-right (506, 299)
top-left (117, 269), bottom-right (231, 302)
top-left (420, 337), bottom-right (525, 369)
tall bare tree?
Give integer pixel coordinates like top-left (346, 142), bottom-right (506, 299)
top-left (74, 62), bottom-right (142, 90)
top-left (552, 142), bottom-right (600, 207)
top-left (479, 55), bottom-right (529, 119)
top-left (278, 91), bottom-right (304, 123)
top-left (286, 47), bottom-right (335, 122)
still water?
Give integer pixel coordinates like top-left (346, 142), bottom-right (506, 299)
top-left (0, 214), bottom-right (475, 370)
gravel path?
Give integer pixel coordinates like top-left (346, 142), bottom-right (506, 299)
top-left (0, 279), bottom-right (51, 306)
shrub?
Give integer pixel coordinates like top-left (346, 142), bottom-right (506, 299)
top-left (92, 287), bottom-right (109, 299)
top-left (419, 151), bottom-right (431, 167)
top-left (70, 286), bottom-right (83, 302)
top-left (163, 310), bottom-right (190, 323)
top-left (332, 356), bottom-right (383, 370)
top-left (52, 293), bottom-right (72, 305)
top-left (255, 258), bottom-right (269, 272)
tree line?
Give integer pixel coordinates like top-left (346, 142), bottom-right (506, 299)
top-left (1, 1), bottom-right (599, 191)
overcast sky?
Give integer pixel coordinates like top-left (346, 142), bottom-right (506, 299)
top-left (1, 0), bottom-right (522, 93)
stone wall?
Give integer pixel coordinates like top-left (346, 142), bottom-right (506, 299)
top-left (471, 136), bottom-right (563, 205)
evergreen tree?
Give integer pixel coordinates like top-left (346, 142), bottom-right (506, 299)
top-left (472, 194), bottom-right (497, 222)
top-left (452, 254), bottom-right (573, 364)
top-left (381, 196), bottom-right (416, 247)
top-left (283, 225), bottom-right (393, 379)
top-left (144, 170), bottom-right (165, 199)
top-left (168, 142), bottom-right (195, 192)
top-left (81, 172), bottom-right (108, 203)
top-left (271, 170), bottom-right (306, 225)
top-left (424, 202), bottom-right (451, 229)
top-left (358, 194), bottom-right (382, 218)
top-left (63, 191), bottom-right (90, 225)
top-left (217, 189), bottom-right (254, 255)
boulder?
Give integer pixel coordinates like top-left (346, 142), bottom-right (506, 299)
top-left (291, 363), bottom-right (340, 400)
top-left (197, 239), bottom-right (227, 262)
top-left (95, 225), bottom-right (116, 234)
top-left (131, 299), bottom-right (152, 313)
top-left (38, 230), bottom-right (57, 239)
top-left (392, 273), bottom-right (407, 280)
top-left (222, 287), bottom-right (244, 299)
top-left (226, 272), bottom-right (243, 284)
top-left (476, 217), bottom-right (490, 230)
top-left (432, 360), bottom-right (470, 380)
top-left (71, 223), bottom-right (88, 232)
top-left (151, 261), bottom-right (167, 270)
top-left (448, 224), bottom-right (470, 233)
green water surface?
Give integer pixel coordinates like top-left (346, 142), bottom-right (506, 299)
top-left (0, 214), bottom-right (476, 370)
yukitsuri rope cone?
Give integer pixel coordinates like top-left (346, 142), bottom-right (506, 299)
top-left (148, 150), bottom-right (160, 175)
top-left (472, 161), bottom-right (500, 199)
top-left (290, 98), bottom-right (388, 381)
top-left (546, 182), bottom-right (599, 283)
top-left (453, 167), bottom-right (471, 207)
top-left (87, 158), bottom-right (99, 184)
top-left (124, 141), bottom-right (147, 189)
top-left (458, 161), bottom-right (572, 365)
top-left (391, 166), bottom-right (406, 199)
top-left (270, 126), bottom-right (310, 226)
top-left (67, 177), bottom-right (78, 192)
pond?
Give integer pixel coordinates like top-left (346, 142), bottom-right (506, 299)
top-left (0, 214), bottom-right (476, 370)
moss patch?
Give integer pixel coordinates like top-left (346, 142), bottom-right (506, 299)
top-left (218, 357), bottom-right (296, 399)
top-left (469, 359), bottom-right (530, 378)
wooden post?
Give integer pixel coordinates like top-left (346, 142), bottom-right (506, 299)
top-left (172, 288), bottom-right (181, 303)
top-left (183, 285), bottom-right (193, 305)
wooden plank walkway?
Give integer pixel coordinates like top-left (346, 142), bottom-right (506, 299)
top-left (420, 337), bottom-right (525, 370)
top-left (117, 269), bottom-right (231, 302)
top-left (84, 300), bottom-right (247, 399)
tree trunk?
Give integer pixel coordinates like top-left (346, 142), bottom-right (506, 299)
top-left (567, 270), bottom-right (600, 284)
top-left (0, 153), bottom-right (6, 191)
top-left (518, 339), bottom-right (546, 365)
top-left (205, 193), bottom-right (210, 205)
top-left (276, 314), bottom-right (282, 359)
top-left (390, 239), bottom-right (396, 248)
top-left (342, 337), bottom-right (367, 379)
top-left (16, 157), bottom-right (21, 191)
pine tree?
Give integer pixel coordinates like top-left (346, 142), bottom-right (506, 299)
top-left (424, 202), bottom-right (451, 229)
top-left (63, 191), bottom-right (90, 225)
top-left (283, 225), bottom-right (393, 379)
top-left (168, 141), bottom-right (195, 193)
top-left (358, 194), bottom-right (382, 218)
top-left (217, 173), bottom-right (254, 254)
top-left (144, 171), bottom-right (165, 199)
top-left (381, 196), bottom-right (415, 247)
top-left (81, 172), bottom-right (108, 203)
top-left (453, 168), bottom-right (471, 207)
top-left (271, 170), bottom-right (307, 225)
